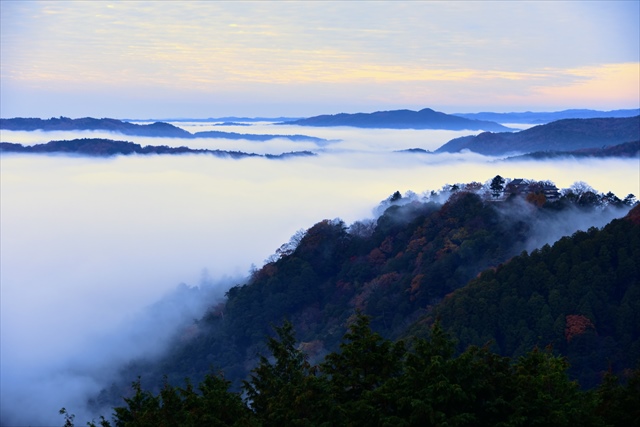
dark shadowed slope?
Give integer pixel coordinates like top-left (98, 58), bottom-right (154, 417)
top-left (435, 116), bottom-right (640, 155)
top-left (285, 108), bottom-right (513, 131)
top-left (425, 204), bottom-right (640, 388)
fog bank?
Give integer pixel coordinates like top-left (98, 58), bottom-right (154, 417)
top-left (1, 127), bottom-right (638, 425)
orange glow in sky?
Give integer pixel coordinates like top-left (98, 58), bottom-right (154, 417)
top-left (1, 1), bottom-right (638, 117)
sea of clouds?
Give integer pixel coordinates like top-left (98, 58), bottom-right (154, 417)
top-left (1, 123), bottom-right (638, 425)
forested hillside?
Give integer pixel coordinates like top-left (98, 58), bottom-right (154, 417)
top-left (426, 206), bottom-right (640, 388)
top-left (63, 313), bottom-right (640, 427)
top-left (58, 179), bottom-right (640, 426)
top-left (93, 179), bottom-right (637, 403)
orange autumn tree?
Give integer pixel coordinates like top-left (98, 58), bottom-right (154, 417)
top-left (564, 314), bottom-right (595, 342)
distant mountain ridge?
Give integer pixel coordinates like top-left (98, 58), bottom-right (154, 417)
top-left (0, 138), bottom-right (316, 159)
top-left (284, 108), bottom-right (513, 131)
top-left (0, 117), bottom-right (193, 137)
top-left (504, 140), bottom-right (640, 161)
top-left (0, 117), bottom-right (329, 143)
top-left (435, 116), bottom-right (640, 156)
top-left (454, 108), bottom-right (640, 124)
top-left (130, 116), bottom-right (303, 123)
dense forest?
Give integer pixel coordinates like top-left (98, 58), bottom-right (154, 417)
top-left (417, 203), bottom-right (640, 388)
top-left (63, 177), bottom-right (639, 425)
top-left (62, 314), bottom-right (639, 427)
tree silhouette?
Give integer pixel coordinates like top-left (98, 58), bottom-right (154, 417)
top-left (490, 175), bottom-right (505, 198)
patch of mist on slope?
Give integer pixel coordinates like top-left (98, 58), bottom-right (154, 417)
top-left (497, 197), bottom-right (633, 254)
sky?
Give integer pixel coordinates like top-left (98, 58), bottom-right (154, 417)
top-left (1, 0), bottom-right (639, 118)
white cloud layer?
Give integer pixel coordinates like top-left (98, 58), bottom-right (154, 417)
top-left (1, 125), bottom-right (639, 425)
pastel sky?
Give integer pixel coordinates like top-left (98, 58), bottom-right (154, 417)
top-left (1, 1), bottom-right (639, 118)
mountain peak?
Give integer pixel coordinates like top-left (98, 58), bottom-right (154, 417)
top-left (286, 108), bottom-right (512, 131)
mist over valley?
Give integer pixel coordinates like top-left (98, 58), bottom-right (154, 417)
top-left (1, 116), bottom-right (639, 425)
top-left (3, 1), bottom-right (639, 423)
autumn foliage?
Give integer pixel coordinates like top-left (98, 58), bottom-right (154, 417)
top-left (565, 314), bottom-right (595, 342)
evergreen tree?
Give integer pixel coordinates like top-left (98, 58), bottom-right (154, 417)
top-left (490, 175), bottom-right (505, 198)
top-left (243, 320), bottom-right (334, 426)
top-left (321, 312), bottom-right (405, 425)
